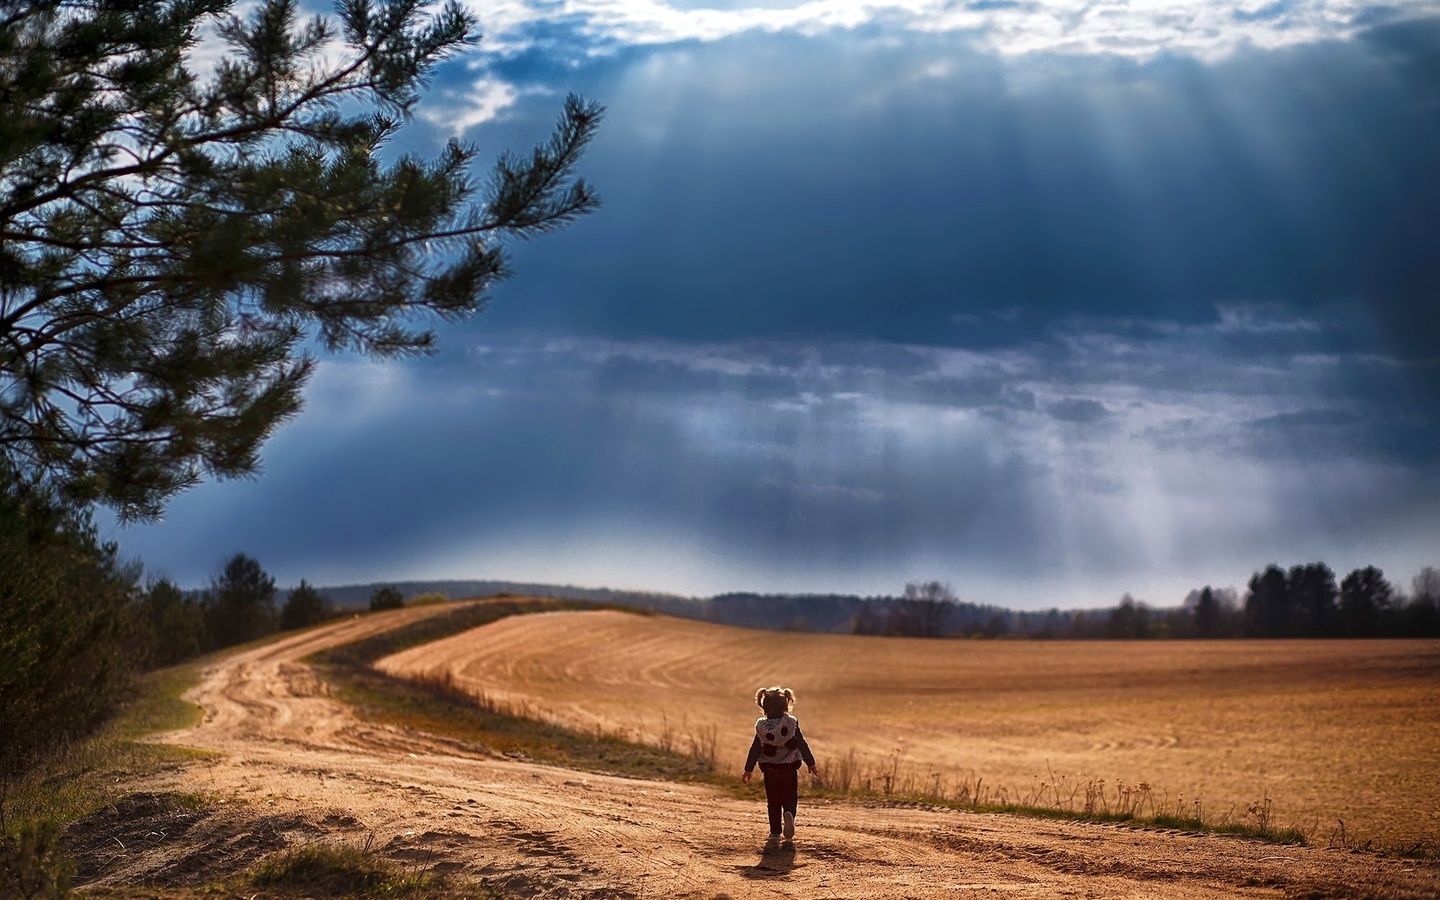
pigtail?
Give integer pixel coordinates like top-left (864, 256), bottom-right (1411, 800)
top-left (755, 685), bottom-right (797, 716)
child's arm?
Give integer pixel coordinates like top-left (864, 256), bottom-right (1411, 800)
top-left (741, 734), bottom-right (761, 781)
top-left (795, 725), bottom-right (818, 775)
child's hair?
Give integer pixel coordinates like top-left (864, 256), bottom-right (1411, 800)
top-left (755, 686), bottom-right (796, 718)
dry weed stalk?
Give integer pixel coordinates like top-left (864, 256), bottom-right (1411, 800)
top-left (832, 748), bottom-right (858, 793)
top-left (810, 747), bottom-right (1306, 846)
top-left (1246, 796), bottom-right (1274, 832)
top-left (685, 724), bottom-right (718, 772)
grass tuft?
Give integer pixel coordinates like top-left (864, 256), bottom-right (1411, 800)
top-left (248, 842), bottom-right (502, 898)
top-left (0, 818), bottom-right (72, 899)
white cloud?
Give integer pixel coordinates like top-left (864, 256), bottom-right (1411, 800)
top-left (419, 78), bottom-right (525, 135)
top-left (463, 0), bottom-right (1440, 61)
top-left (1214, 302), bottom-right (1324, 334)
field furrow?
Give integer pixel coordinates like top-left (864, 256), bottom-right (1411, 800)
top-left (379, 609), bottom-right (1440, 846)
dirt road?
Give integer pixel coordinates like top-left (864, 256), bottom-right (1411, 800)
top-left (104, 606), bottom-right (1440, 898)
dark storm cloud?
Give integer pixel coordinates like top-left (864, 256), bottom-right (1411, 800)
top-left (432, 17), bottom-right (1440, 403)
top-left (1035, 311), bottom-right (1440, 469)
top-left (117, 304), bottom-right (1439, 598)
top-left (118, 344), bottom-right (1045, 584)
top-left (1251, 409), bottom-right (1363, 429)
top-left (1243, 403), bottom-right (1440, 467)
top-left (1047, 398), bottom-right (1112, 424)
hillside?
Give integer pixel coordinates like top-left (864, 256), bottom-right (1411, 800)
top-left (77, 599), bottom-right (1439, 898)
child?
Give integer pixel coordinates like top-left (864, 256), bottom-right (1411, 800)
top-left (741, 685), bottom-right (819, 845)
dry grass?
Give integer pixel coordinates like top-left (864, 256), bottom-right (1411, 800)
top-left (319, 663), bottom-right (720, 781)
top-left (248, 840), bottom-right (501, 899)
top-left (64, 840), bottom-right (505, 899)
top-left (376, 610), bottom-right (1440, 852)
top-left (803, 749), bottom-right (1307, 844)
top-left (1, 666), bottom-right (214, 900)
top-left (2, 665), bottom-right (210, 837)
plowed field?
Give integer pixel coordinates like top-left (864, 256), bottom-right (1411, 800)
top-left (101, 601), bottom-right (1440, 898)
top-left (378, 610), bottom-right (1440, 847)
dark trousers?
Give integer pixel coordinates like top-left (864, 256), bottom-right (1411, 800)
top-left (760, 763), bottom-right (799, 833)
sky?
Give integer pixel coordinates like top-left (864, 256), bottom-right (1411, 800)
top-left (112, 0), bottom-right (1440, 609)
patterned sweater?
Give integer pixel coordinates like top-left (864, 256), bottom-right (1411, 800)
top-left (744, 713), bottom-right (816, 770)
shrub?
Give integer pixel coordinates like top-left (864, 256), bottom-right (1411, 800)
top-left (369, 586), bottom-right (405, 612)
top-left (0, 819), bottom-right (73, 900)
top-left (0, 470), bottom-right (139, 777)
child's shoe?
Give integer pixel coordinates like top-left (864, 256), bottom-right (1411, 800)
top-left (782, 810), bottom-right (795, 840)
top-left (765, 833), bottom-right (781, 847)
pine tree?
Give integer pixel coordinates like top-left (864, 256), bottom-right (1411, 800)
top-left (1244, 565), bottom-right (1292, 637)
top-left (1288, 562), bottom-right (1338, 637)
top-left (204, 552), bottom-right (277, 647)
top-left (138, 577), bottom-right (206, 666)
top-left (1339, 566), bottom-right (1393, 637)
top-left (281, 578), bottom-right (328, 629)
top-left (0, 0), bottom-right (602, 519)
top-left (1194, 586), bottom-right (1221, 638)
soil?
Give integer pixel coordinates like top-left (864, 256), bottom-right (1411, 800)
top-left (76, 603), bottom-right (1440, 898)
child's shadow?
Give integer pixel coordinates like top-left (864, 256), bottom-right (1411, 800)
top-left (738, 842), bottom-right (796, 878)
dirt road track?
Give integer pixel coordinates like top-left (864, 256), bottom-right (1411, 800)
top-left (106, 605), bottom-right (1440, 898)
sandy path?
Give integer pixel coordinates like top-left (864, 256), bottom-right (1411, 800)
top-left (113, 603), bottom-right (1440, 899)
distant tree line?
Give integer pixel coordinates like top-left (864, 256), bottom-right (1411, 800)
top-left (134, 560), bottom-right (426, 668)
top-left (879, 564), bottom-right (1437, 639)
top-left (1235, 562), bottom-right (1437, 638)
top-left (130, 556), bottom-right (336, 670)
top-left (630, 566), bottom-right (1440, 641)
top-left (636, 582), bottom-right (1016, 638)
top-left (1051, 564), bottom-right (1436, 640)
top-left (643, 582), bottom-right (1019, 638)
top-left (305, 580), bottom-right (687, 616)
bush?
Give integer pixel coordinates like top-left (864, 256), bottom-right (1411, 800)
top-left (369, 586), bottom-right (405, 612)
top-left (0, 471), bottom-right (139, 777)
top-left (0, 819), bottom-right (72, 900)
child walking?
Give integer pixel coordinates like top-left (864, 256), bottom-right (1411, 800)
top-left (742, 686), bottom-right (819, 845)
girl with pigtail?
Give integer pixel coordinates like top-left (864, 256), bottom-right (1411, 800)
top-left (741, 685), bottom-right (820, 845)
